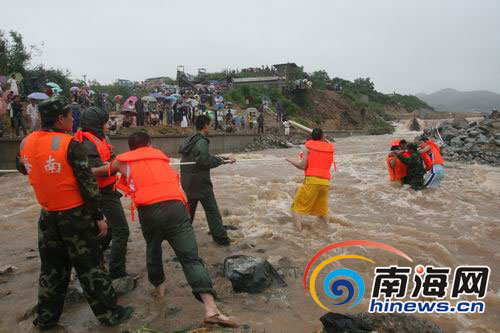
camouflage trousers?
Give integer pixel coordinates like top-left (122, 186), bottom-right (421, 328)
top-left (99, 189), bottom-right (130, 278)
top-left (34, 206), bottom-right (122, 329)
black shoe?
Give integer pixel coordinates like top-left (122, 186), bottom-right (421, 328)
top-left (215, 238), bottom-right (238, 246)
top-left (102, 306), bottom-right (134, 326)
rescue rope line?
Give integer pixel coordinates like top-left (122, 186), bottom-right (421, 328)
top-left (0, 151), bottom-right (390, 173)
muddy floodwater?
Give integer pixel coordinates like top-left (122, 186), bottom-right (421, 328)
top-left (0, 129), bottom-right (499, 332)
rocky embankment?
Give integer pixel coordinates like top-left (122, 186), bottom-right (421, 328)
top-left (243, 134), bottom-right (301, 152)
top-left (423, 111), bottom-right (500, 166)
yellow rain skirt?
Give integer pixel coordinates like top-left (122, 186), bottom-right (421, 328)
top-left (291, 176), bottom-right (330, 217)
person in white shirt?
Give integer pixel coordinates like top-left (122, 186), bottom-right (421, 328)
top-left (26, 99), bottom-right (39, 132)
top-left (7, 74), bottom-right (19, 96)
top-left (283, 118), bottom-right (290, 137)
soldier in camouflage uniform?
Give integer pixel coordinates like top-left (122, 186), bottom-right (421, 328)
top-left (16, 97), bottom-right (133, 330)
top-left (77, 107), bottom-right (130, 279)
top-left (396, 143), bottom-right (426, 191)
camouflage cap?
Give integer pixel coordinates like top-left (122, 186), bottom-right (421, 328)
top-left (38, 96), bottom-right (70, 119)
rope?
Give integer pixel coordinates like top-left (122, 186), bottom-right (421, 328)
top-left (0, 151), bottom-right (390, 173)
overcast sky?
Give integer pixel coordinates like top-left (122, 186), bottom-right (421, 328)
top-left (3, 0), bottom-right (500, 94)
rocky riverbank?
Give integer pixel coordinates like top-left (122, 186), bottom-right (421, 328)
top-left (423, 111), bottom-right (500, 166)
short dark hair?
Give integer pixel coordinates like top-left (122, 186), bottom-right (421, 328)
top-left (41, 106), bottom-right (71, 128)
top-left (419, 136), bottom-right (429, 142)
top-left (311, 128), bottom-right (323, 140)
top-left (400, 139), bottom-right (407, 146)
top-left (128, 131), bottom-right (151, 150)
top-left (196, 115), bottom-right (210, 130)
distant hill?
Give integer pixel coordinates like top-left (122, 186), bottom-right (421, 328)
top-left (417, 88), bottom-right (500, 113)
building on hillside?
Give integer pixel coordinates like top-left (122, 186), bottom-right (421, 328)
top-left (230, 76), bottom-right (286, 89)
top-left (116, 79), bottom-right (134, 86)
top-left (273, 63), bottom-right (298, 78)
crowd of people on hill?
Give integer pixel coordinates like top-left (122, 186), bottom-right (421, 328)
top-left (0, 79), bottom-right (291, 137)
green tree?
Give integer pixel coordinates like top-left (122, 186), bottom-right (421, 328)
top-left (309, 70), bottom-right (330, 89)
top-left (7, 31), bottom-right (31, 75)
top-left (0, 31), bottom-right (8, 74)
top-left (352, 77), bottom-right (375, 93)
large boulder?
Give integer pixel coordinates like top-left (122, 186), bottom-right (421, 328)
top-left (320, 312), bottom-right (443, 333)
top-left (476, 134), bottom-right (490, 144)
top-left (223, 255), bottom-right (286, 293)
top-left (440, 127), bottom-right (459, 141)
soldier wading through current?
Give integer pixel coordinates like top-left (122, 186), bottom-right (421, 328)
top-left (16, 97), bottom-right (133, 330)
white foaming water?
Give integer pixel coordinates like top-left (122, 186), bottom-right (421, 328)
top-left (207, 130), bottom-right (499, 332)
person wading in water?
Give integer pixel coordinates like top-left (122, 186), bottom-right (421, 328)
top-left (286, 128), bottom-right (334, 231)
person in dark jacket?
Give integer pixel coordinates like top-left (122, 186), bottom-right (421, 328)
top-left (69, 97), bottom-right (81, 133)
top-left (135, 98), bottom-right (144, 126)
top-left (179, 115), bottom-right (235, 246)
top-left (78, 107), bottom-right (131, 278)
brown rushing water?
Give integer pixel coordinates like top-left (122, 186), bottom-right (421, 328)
top-left (0, 128), bottom-right (499, 333)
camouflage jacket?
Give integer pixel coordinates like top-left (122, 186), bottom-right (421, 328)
top-left (16, 129), bottom-right (104, 220)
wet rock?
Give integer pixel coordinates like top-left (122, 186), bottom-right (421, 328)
top-left (65, 286), bottom-right (85, 305)
top-left (320, 312), bottom-right (372, 333)
top-left (244, 134), bottom-right (300, 152)
top-left (320, 312), bottom-right (444, 333)
top-left (112, 276), bottom-right (137, 296)
top-left (354, 312), bottom-right (443, 333)
top-left (223, 255), bottom-right (287, 293)
top-left (440, 128), bottom-right (458, 140)
top-left (425, 113), bottom-right (500, 166)
top-left (476, 134), bottom-right (490, 144)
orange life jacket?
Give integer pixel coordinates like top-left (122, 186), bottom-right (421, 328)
top-left (421, 140), bottom-right (445, 169)
top-left (20, 131), bottom-right (85, 212)
top-left (304, 140), bottom-right (335, 180)
top-left (74, 130), bottom-right (117, 188)
top-left (386, 155), bottom-right (408, 181)
top-left (115, 146), bottom-right (187, 212)
top-left (390, 139), bottom-right (400, 147)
